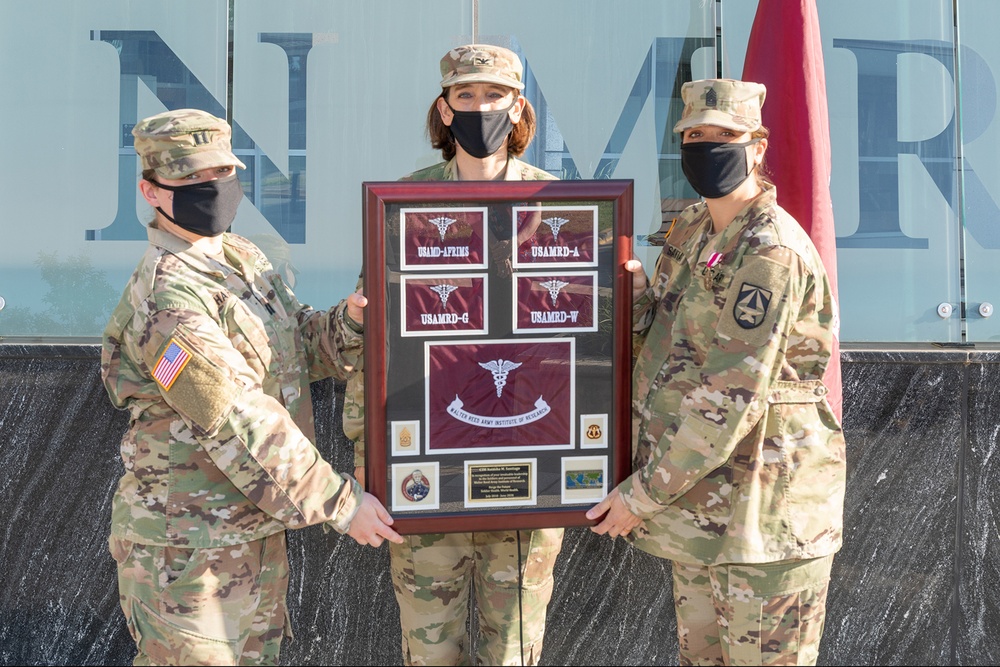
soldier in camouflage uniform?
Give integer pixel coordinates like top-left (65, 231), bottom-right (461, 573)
top-left (588, 79), bottom-right (846, 666)
top-left (342, 45), bottom-right (563, 666)
top-left (102, 109), bottom-right (401, 666)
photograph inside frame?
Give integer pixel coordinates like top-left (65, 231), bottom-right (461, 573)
top-left (363, 180), bottom-right (632, 533)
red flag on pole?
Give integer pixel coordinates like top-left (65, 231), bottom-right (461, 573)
top-left (742, 0), bottom-right (843, 422)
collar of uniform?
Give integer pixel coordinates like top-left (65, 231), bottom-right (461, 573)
top-left (696, 181), bottom-right (780, 267)
top-left (502, 156), bottom-right (524, 181)
top-left (221, 241), bottom-right (261, 282)
top-left (443, 156), bottom-right (524, 181)
top-left (732, 181), bottom-right (778, 237)
top-left (147, 223), bottom-right (234, 279)
top-left (753, 181), bottom-right (777, 209)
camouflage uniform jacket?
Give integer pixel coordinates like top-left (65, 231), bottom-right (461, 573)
top-left (343, 156), bottom-right (556, 464)
top-left (102, 224), bottom-right (364, 548)
top-left (619, 184), bottom-right (846, 566)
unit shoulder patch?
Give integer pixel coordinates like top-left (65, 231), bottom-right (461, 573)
top-left (717, 254), bottom-right (790, 347)
top-left (733, 282), bottom-right (772, 329)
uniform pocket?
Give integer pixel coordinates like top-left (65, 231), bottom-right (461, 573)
top-left (131, 597), bottom-right (240, 666)
top-left (225, 298), bottom-right (275, 371)
top-left (728, 411), bottom-right (790, 545)
top-left (159, 328), bottom-right (243, 438)
top-left (771, 400), bottom-right (846, 551)
top-left (716, 255), bottom-right (790, 348)
top-left (162, 546), bottom-right (197, 588)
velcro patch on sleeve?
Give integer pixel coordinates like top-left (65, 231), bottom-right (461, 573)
top-left (717, 255), bottom-right (790, 348)
top-left (155, 333), bottom-right (242, 436)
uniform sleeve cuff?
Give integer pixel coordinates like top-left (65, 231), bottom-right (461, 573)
top-left (326, 474), bottom-right (364, 534)
top-left (632, 288), bottom-right (656, 329)
top-left (344, 312), bottom-right (364, 334)
top-left (617, 470), bottom-right (667, 519)
top-left (336, 301), bottom-right (365, 343)
top-left (634, 286), bottom-right (654, 309)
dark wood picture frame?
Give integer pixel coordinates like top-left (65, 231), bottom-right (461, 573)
top-left (362, 179), bottom-right (634, 534)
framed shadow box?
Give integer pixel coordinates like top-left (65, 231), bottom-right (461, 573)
top-left (362, 179), bottom-right (633, 534)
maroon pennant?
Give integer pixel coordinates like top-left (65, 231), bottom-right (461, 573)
top-left (514, 273), bottom-right (596, 331)
top-left (402, 275), bottom-right (487, 335)
top-left (426, 340), bottom-right (573, 452)
top-left (401, 208), bottom-right (487, 269)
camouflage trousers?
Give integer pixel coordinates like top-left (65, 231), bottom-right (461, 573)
top-left (109, 531), bottom-right (291, 666)
top-left (389, 528), bottom-right (564, 666)
top-left (671, 555), bottom-right (834, 666)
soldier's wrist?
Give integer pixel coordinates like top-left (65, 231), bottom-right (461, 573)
top-left (329, 473), bottom-right (364, 534)
top-left (344, 311), bottom-right (364, 334)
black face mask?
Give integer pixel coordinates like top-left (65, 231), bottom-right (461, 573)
top-left (446, 97), bottom-right (517, 159)
top-left (154, 174), bottom-right (244, 237)
top-left (680, 139), bottom-right (760, 199)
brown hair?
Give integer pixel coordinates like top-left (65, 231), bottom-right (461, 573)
top-left (426, 88), bottom-right (537, 161)
top-left (751, 125), bottom-right (773, 187)
top-left (141, 168), bottom-right (158, 184)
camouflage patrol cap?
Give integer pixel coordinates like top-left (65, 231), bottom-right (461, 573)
top-left (132, 109), bottom-right (246, 179)
top-left (674, 79), bottom-right (767, 134)
top-left (439, 44), bottom-right (525, 90)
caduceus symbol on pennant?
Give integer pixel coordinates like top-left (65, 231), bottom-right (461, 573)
top-left (428, 216), bottom-right (457, 242)
top-left (429, 284), bottom-right (459, 308)
top-left (478, 359), bottom-right (522, 397)
top-left (542, 216), bottom-right (569, 241)
top-left (539, 279), bottom-right (569, 306)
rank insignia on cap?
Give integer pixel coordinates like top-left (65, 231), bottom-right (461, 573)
top-left (152, 339), bottom-right (192, 391)
top-left (734, 282), bottom-right (772, 329)
top-left (705, 87), bottom-right (718, 107)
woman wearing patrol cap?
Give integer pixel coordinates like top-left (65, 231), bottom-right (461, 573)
top-left (588, 79), bottom-right (845, 666)
top-left (102, 108), bottom-right (402, 666)
top-left (342, 44), bottom-right (563, 666)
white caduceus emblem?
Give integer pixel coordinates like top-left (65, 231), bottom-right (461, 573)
top-left (428, 216), bottom-right (457, 242)
top-left (542, 216), bottom-right (569, 241)
top-left (429, 284), bottom-right (459, 308)
top-left (478, 359), bottom-right (522, 397)
top-left (539, 279), bottom-right (569, 306)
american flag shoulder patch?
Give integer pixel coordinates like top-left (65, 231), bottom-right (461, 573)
top-left (152, 339), bottom-right (192, 391)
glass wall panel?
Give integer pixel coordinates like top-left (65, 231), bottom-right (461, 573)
top-left (0, 0), bottom-right (229, 338)
top-left (724, 0), bottom-right (962, 342)
top-left (958, 0), bottom-right (1000, 342)
top-left (230, 0), bottom-right (472, 314)
top-left (0, 0), bottom-right (989, 344)
top-left (479, 0), bottom-right (716, 270)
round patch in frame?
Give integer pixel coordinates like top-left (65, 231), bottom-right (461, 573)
top-left (391, 462), bottom-right (440, 512)
top-left (401, 470), bottom-right (431, 502)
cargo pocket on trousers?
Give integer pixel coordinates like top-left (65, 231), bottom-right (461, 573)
top-left (130, 598), bottom-right (241, 667)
